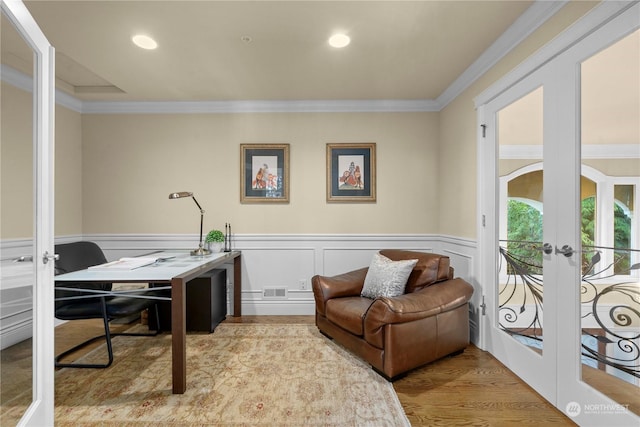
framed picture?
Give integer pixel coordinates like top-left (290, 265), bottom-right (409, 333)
top-left (326, 143), bottom-right (376, 202)
top-left (240, 144), bottom-right (290, 203)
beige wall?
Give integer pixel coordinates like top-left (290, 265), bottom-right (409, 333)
top-left (2, 1), bottom-right (605, 240)
top-left (1, 83), bottom-right (33, 239)
top-left (1, 83), bottom-right (83, 239)
top-left (81, 112), bottom-right (438, 234)
top-left (55, 102), bottom-right (83, 236)
top-left (437, 1), bottom-right (599, 239)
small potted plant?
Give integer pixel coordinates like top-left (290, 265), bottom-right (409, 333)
top-left (205, 229), bottom-right (225, 252)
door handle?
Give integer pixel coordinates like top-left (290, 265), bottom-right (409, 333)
top-left (14, 255), bottom-right (34, 262)
top-left (42, 251), bottom-right (59, 264)
top-left (536, 244), bottom-right (576, 257)
top-left (555, 245), bottom-right (574, 257)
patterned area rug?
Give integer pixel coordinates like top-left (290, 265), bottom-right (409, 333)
top-left (54, 323), bottom-right (409, 426)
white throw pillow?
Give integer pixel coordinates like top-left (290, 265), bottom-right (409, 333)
top-left (361, 252), bottom-right (418, 299)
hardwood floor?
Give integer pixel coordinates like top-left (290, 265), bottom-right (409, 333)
top-left (2, 315), bottom-right (574, 426)
top-left (394, 346), bottom-right (572, 426)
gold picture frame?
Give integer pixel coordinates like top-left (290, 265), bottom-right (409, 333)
top-left (326, 143), bottom-right (376, 202)
top-left (240, 144), bottom-right (290, 203)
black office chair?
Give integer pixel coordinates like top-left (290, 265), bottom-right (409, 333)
top-left (54, 241), bottom-right (161, 368)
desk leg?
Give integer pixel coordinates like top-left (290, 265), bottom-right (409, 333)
top-left (171, 277), bottom-right (186, 394)
top-left (233, 254), bottom-right (241, 317)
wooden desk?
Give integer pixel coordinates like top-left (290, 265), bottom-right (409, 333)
top-left (55, 250), bottom-right (242, 394)
top-left (168, 251), bottom-right (241, 393)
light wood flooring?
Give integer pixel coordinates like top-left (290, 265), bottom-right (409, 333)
top-left (3, 315), bottom-right (575, 426)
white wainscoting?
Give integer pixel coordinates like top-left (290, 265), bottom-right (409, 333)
top-left (438, 235), bottom-right (481, 345)
top-left (1, 239), bottom-right (36, 349)
top-left (1, 234), bottom-right (480, 348)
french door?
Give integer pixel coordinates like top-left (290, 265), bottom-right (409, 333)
top-left (481, 63), bottom-right (558, 403)
top-left (478, 3), bottom-right (639, 425)
top-left (1, 1), bottom-right (55, 425)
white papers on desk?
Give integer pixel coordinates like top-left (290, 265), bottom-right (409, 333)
top-left (88, 256), bottom-right (172, 271)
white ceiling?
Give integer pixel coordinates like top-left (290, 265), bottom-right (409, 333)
top-left (2, 0), bottom-right (539, 104)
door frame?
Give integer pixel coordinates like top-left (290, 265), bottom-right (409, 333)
top-left (1, 0), bottom-right (55, 425)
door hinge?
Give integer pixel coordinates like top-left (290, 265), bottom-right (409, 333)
top-left (482, 214), bottom-right (486, 227)
top-left (481, 124), bottom-right (487, 138)
top-left (480, 295), bottom-right (487, 316)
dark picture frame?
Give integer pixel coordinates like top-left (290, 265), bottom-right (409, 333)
top-left (326, 143), bottom-right (376, 202)
top-left (240, 144), bottom-right (290, 203)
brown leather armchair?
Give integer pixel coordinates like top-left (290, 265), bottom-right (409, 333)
top-left (312, 249), bottom-right (474, 380)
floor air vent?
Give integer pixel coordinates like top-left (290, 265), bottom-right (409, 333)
top-left (263, 287), bottom-right (288, 299)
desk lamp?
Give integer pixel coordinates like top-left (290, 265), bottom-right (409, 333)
top-left (169, 191), bottom-right (211, 256)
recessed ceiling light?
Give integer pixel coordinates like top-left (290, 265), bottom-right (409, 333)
top-left (132, 34), bottom-right (158, 50)
top-left (329, 33), bottom-right (350, 48)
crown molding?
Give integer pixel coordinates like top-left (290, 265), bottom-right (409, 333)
top-left (1, 64), bottom-right (31, 92)
top-left (80, 99), bottom-right (441, 114)
top-left (54, 89), bottom-right (83, 112)
top-left (438, 0), bottom-right (567, 109)
top-left (1, 65), bottom-right (439, 113)
top-left (2, 0), bottom-right (564, 114)
top-left (1, 64), bottom-right (84, 112)
top-left (475, 0), bottom-right (639, 107)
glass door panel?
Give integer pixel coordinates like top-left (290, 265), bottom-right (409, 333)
top-left (0, 12), bottom-right (34, 425)
top-left (498, 87), bottom-right (545, 353)
top-left (580, 28), bottom-right (639, 416)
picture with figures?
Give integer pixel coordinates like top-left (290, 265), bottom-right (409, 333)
top-left (327, 143), bottom-right (376, 202)
top-left (240, 144), bottom-right (289, 203)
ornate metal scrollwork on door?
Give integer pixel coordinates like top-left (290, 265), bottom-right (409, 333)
top-left (499, 240), bottom-right (640, 381)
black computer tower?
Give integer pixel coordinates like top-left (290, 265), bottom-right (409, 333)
top-left (149, 268), bottom-right (227, 333)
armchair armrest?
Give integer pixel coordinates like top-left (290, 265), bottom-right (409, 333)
top-left (365, 278), bottom-right (473, 329)
top-left (311, 267), bottom-right (368, 315)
